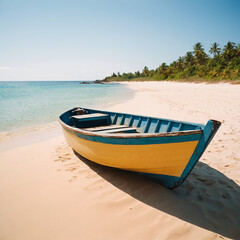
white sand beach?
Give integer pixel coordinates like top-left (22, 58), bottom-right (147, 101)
top-left (0, 82), bottom-right (240, 240)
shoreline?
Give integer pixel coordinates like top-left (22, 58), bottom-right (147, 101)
top-left (0, 81), bottom-right (134, 143)
top-left (1, 81), bottom-right (240, 239)
top-left (0, 121), bottom-right (60, 144)
top-left (0, 82), bottom-right (135, 144)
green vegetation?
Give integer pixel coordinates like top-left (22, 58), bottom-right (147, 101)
top-left (104, 42), bottom-right (240, 83)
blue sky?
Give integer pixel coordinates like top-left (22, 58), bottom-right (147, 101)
top-left (0, 0), bottom-right (239, 80)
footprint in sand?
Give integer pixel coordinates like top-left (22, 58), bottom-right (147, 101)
top-left (197, 195), bottom-right (203, 201)
top-left (222, 193), bottom-right (231, 200)
top-left (65, 167), bottom-right (77, 172)
top-left (217, 179), bottom-right (229, 186)
top-left (62, 153), bottom-right (70, 157)
top-left (68, 176), bottom-right (78, 182)
top-left (192, 173), bottom-right (215, 186)
top-left (59, 155), bottom-right (69, 158)
top-left (58, 156), bottom-right (71, 161)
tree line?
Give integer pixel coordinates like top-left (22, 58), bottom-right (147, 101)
top-left (104, 41), bottom-right (240, 81)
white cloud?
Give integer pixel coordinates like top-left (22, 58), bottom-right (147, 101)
top-left (0, 66), bottom-right (12, 71)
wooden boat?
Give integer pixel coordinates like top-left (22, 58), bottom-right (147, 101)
top-left (59, 107), bottom-right (221, 189)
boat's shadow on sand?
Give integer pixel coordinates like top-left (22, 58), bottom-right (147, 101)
top-left (74, 152), bottom-right (240, 239)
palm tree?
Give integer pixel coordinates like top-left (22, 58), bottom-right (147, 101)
top-left (236, 43), bottom-right (240, 57)
top-left (193, 42), bottom-right (204, 52)
top-left (176, 57), bottom-right (184, 71)
top-left (185, 52), bottom-right (194, 67)
top-left (135, 71), bottom-right (140, 78)
top-left (142, 66), bottom-right (149, 76)
top-left (209, 42), bottom-right (221, 58)
top-left (157, 63), bottom-right (167, 74)
top-left (170, 61), bottom-right (177, 70)
top-left (193, 42), bottom-right (207, 65)
top-left (223, 41), bottom-right (236, 60)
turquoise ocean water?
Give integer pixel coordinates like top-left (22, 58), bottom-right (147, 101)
top-left (0, 81), bottom-right (133, 133)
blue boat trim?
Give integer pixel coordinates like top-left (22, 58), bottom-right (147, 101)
top-left (140, 172), bottom-right (180, 189)
top-left (68, 128), bottom-right (202, 145)
top-left (59, 107), bottom-right (204, 144)
top-left (176, 119), bottom-right (222, 187)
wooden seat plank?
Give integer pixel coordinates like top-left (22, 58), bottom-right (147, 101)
top-left (84, 125), bottom-right (128, 132)
top-left (100, 127), bottom-right (138, 134)
top-left (71, 113), bottom-right (108, 121)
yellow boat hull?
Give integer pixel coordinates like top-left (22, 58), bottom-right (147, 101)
top-left (63, 128), bottom-right (198, 177)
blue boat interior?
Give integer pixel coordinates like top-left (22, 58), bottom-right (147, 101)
top-left (60, 107), bottom-right (204, 134)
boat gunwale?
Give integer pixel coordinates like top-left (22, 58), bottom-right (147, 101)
top-left (58, 118), bottom-right (203, 139)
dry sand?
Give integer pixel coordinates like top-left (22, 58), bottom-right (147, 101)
top-left (0, 81), bottom-right (240, 240)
